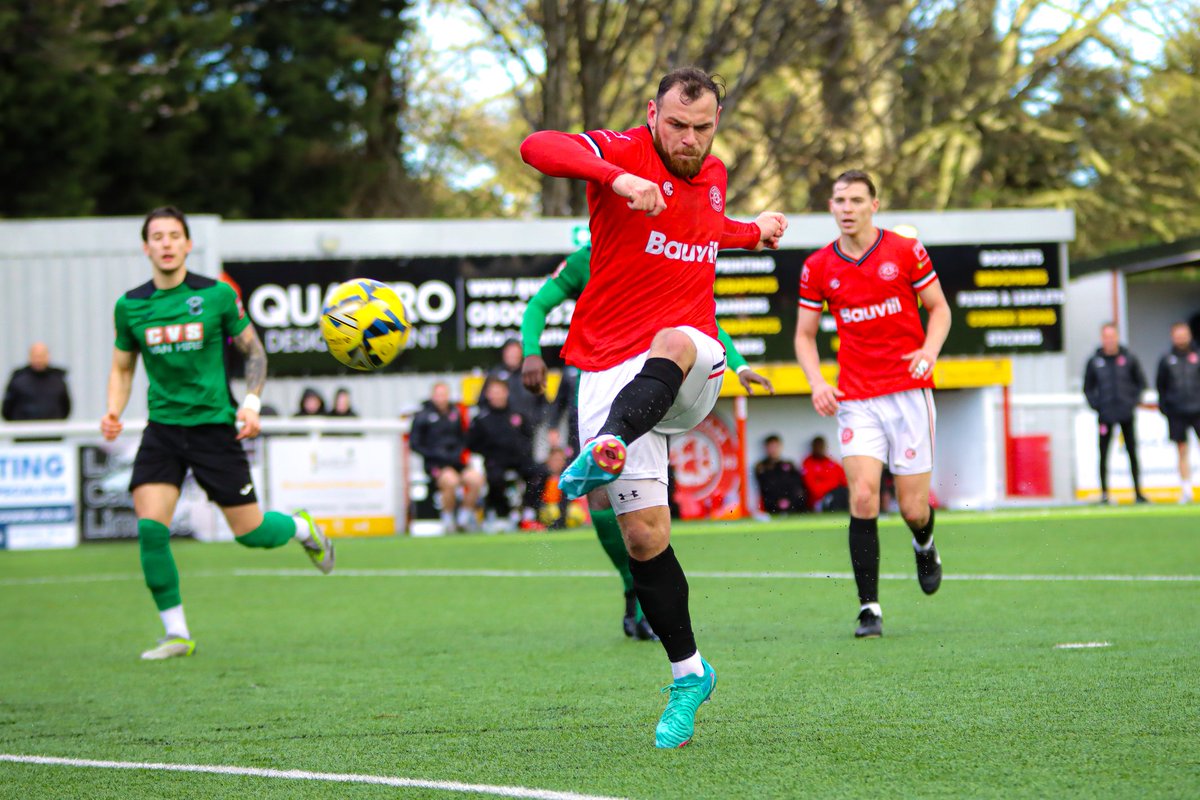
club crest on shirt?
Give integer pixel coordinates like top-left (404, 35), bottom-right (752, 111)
top-left (830, 278), bottom-right (841, 290)
top-left (904, 447), bottom-right (917, 460)
top-left (663, 180), bottom-right (674, 197)
top-left (1191, 352), bottom-right (1199, 364)
top-left (709, 185), bottom-right (723, 212)
top-left (188, 296), bottom-right (204, 316)
top-left (877, 262), bottom-right (899, 281)
top-left (841, 428), bottom-right (854, 444)
top-left (801, 265), bottom-right (810, 284)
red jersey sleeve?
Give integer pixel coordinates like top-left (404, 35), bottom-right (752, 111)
top-left (908, 238), bottom-right (938, 292)
top-left (520, 129), bottom-right (633, 189)
top-left (798, 257), bottom-right (824, 313)
top-left (720, 216), bottom-right (761, 250)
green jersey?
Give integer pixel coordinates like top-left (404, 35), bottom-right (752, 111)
top-left (114, 272), bottom-right (250, 426)
top-left (521, 245), bottom-right (749, 372)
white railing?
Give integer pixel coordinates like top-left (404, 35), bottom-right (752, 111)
top-left (0, 417), bottom-right (411, 440)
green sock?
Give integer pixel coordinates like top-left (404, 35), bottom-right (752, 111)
top-left (235, 510), bottom-right (296, 549)
top-left (138, 519), bottom-right (181, 611)
top-left (592, 507), bottom-right (635, 594)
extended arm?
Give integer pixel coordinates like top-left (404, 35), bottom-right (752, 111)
top-left (232, 325), bottom-right (268, 440)
top-left (101, 348), bottom-right (138, 440)
top-left (520, 130), bottom-right (666, 216)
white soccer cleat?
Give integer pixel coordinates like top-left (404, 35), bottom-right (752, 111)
top-left (141, 636), bottom-right (196, 660)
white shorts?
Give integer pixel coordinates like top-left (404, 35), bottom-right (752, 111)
top-left (836, 388), bottom-right (936, 475)
top-left (578, 326), bottom-right (726, 513)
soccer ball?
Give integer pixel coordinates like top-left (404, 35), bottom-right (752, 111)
top-left (320, 279), bottom-right (410, 371)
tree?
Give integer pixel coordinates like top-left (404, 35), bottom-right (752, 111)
top-left (1, 0), bottom-right (422, 219)
top-left (454, 0), bottom-right (1199, 258)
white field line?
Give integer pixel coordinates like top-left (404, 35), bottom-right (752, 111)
top-left (0, 753), bottom-right (627, 800)
top-left (1054, 642), bottom-right (1112, 649)
top-left (3, 568), bottom-right (1199, 588)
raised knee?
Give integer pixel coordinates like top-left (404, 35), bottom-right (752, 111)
top-left (649, 328), bottom-right (696, 368)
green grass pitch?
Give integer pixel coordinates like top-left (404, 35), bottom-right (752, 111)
top-left (1, 506), bottom-right (1197, 799)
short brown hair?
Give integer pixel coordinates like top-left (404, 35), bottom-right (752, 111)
top-left (142, 206), bottom-right (190, 242)
top-left (656, 67), bottom-right (725, 106)
top-left (833, 170), bottom-right (877, 198)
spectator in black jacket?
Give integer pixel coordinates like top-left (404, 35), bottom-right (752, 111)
top-left (754, 434), bottom-right (806, 514)
top-left (1155, 322), bottom-right (1200, 503)
top-left (467, 377), bottom-right (548, 531)
top-left (2, 342), bottom-right (71, 421)
top-left (410, 381), bottom-right (483, 531)
top-left (1083, 322), bottom-right (1148, 504)
top-left (484, 338), bottom-right (548, 430)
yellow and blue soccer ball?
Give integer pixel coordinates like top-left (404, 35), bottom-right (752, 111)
top-left (320, 279), bottom-right (410, 371)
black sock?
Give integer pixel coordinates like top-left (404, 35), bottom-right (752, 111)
top-left (628, 545), bottom-right (695, 662)
top-left (849, 516), bottom-right (880, 605)
top-left (598, 358), bottom-right (684, 445)
top-left (909, 505), bottom-right (935, 547)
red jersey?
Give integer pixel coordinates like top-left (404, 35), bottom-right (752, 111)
top-left (801, 454), bottom-right (846, 511)
top-left (798, 228), bottom-right (938, 400)
top-left (520, 126), bottom-right (760, 371)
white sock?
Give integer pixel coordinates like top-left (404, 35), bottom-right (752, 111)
top-left (860, 602), bottom-right (882, 617)
top-left (293, 516), bottom-right (313, 543)
top-left (440, 511), bottom-right (455, 529)
top-left (913, 536), bottom-right (935, 553)
top-left (160, 605), bottom-right (190, 640)
top-left (670, 651), bottom-right (705, 680)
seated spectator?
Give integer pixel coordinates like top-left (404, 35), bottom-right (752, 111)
top-left (3, 342), bottom-right (71, 421)
top-left (409, 382), bottom-right (484, 532)
top-left (329, 387), bottom-right (357, 417)
top-left (467, 377), bottom-right (548, 532)
top-left (754, 434), bottom-right (807, 514)
top-left (802, 435), bottom-right (849, 512)
top-left (296, 387), bottom-right (326, 416)
top-left (540, 446), bottom-right (571, 529)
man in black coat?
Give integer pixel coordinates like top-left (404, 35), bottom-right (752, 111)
top-left (467, 377), bottom-right (548, 531)
top-left (1155, 322), bottom-right (1200, 503)
top-left (753, 434), bottom-right (806, 514)
top-left (3, 342), bottom-right (71, 421)
top-left (1083, 322), bottom-right (1148, 504)
top-left (410, 381), bottom-right (484, 531)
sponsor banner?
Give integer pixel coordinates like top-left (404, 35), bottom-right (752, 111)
top-left (669, 413), bottom-right (741, 520)
top-left (224, 242), bottom-right (1062, 377)
top-left (266, 437), bottom-right (399, 537)
top-left (0, 444), bottom-right (77, 550)
top-left (78, 441), bottom-right (263, 542)
top-left (1073, 409), bottom-right (1200, 501)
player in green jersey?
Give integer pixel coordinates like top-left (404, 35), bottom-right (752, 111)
top-left (521, 245), bottom-right (773, 640)
top-left (101, 207), bottom-right (335, 661)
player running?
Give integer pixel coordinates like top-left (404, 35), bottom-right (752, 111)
top-left (793, 170), bottom-right (951, 639)
top-left (520, 244), bottom-right (774, 643)
top-left (521, 67), bottom-right (786, 748)
top-left (102, 206), bottom-right (334, 661)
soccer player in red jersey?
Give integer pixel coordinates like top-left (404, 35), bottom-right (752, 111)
top-left (520, 67), bottom-right (786, 748)
top-left (793, 170), bottom-right (952, 639)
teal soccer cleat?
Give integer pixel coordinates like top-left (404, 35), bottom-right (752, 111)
top-left (559, 435), bottom-right (627, 499)
top-left (655, 658), bottom-right (717, 748)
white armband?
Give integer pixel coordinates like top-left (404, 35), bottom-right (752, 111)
top-left (242, 394), bottom-right (262, 413)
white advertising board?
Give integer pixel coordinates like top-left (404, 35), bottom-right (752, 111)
top-left (0, 444), bottom-right (78, 550)
top-left (1074, 409), bottom-right (1200, 501)
top-left (266, 436), bottom-right (399, 536)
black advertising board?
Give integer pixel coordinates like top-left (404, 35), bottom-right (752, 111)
top-left (224, 241), bottom-right (1062, 376)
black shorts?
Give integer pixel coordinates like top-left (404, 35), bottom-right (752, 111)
top-left (1166, 413), bottom-right (1200, 444)
top-left (130, 421), bottom-right (258, 507)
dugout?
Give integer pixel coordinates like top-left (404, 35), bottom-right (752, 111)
top-left (1062, 237), bottom-right (1200, 503)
